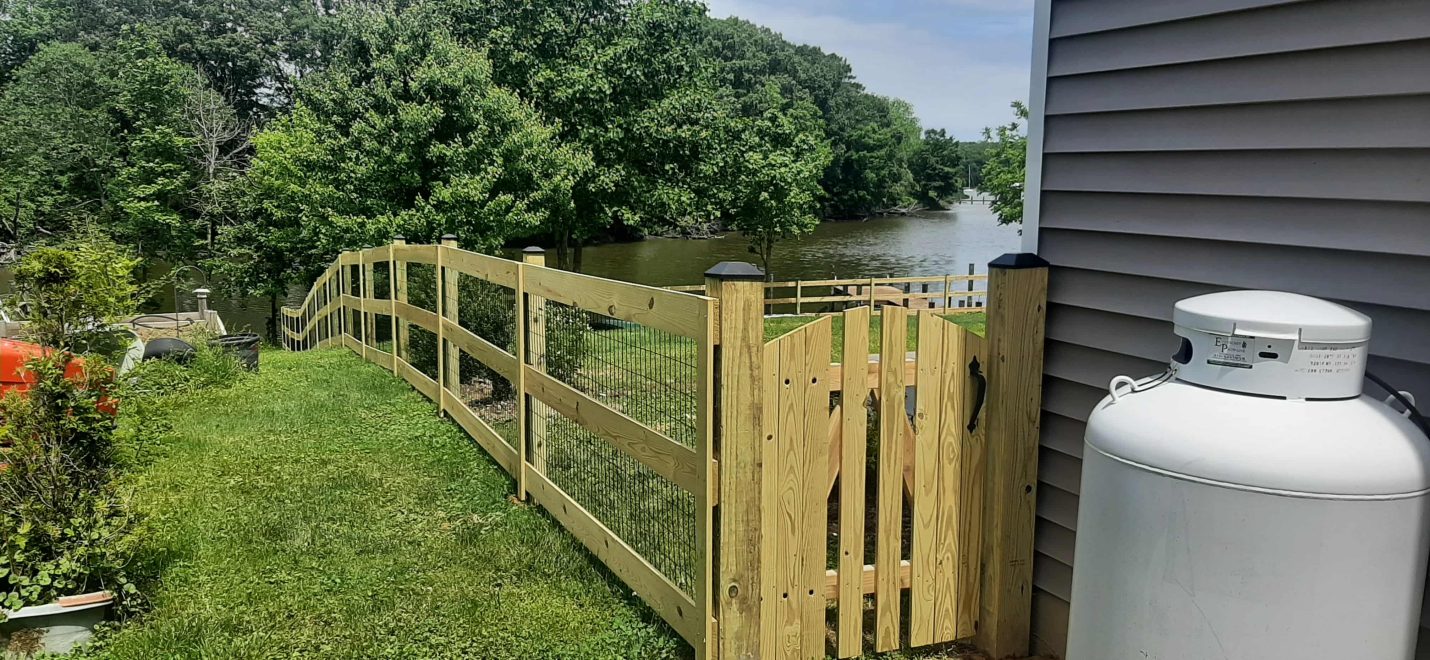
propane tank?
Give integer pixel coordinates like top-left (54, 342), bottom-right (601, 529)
top-left (1066, 290), bottom-right (1430, 660)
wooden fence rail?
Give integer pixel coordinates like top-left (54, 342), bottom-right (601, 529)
top-left (667, 271), bottom-right (989, 315)
top-left (280, 240), bottom-right (1048, 660)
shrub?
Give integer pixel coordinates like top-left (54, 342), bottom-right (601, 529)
top-left (0, 353), bottom-right (139, 617)
top-left (1, 237), bottom-right (144, 618)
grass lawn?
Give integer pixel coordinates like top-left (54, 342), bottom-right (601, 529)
top-left (93, 342), bottom-right (995, 659)
top-left (764, 312), bottom-right (986, 361)
top-left (90, 348), bottom-right (682, 659)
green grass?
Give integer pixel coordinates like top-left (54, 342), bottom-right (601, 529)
top-left (90, 348), bottom-right (683, 659)
top-left (763, 312), bottom-right (986, 361)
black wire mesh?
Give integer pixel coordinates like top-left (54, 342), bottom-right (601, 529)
top-left (525, 299), bottom-right (702, 592)
top-left (445, 272), bottom-right (520, 448)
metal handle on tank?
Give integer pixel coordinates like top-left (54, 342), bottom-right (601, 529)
top-left (1386, 391), bottom-right (1418, 419)
top-left (1108, 375), bottom-right (1139, 404)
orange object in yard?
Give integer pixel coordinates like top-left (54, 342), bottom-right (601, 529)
top-left (0, 338), bottom-right (116, 415)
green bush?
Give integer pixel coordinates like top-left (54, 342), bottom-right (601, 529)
top-left (0, 353), bottom-right (140, 617)
top-left (1, 236), bottom-right (144, 618)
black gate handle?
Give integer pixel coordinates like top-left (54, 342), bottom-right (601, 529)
top-left (967, 356), bottom-right (988, 433)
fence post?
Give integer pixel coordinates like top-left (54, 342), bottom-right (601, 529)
top-left (976, 253), bottom-right (1049, 659)
top-left (393, 237), bottom-right (408, 367)
top-left (967, 263), bottom-right (975, 308)
top-left (440, 235), bottom-right (460, 416)
top-left (513, 248), bottom-right (535, 501)
top-left (359, 250), bottom-right (370, 360)
top-left (522, 247), bottom-right (548, 479)
top-left (706, 261), bottom-right (767, 660)
top-left (389, 238), bottom-right (401, 372)
top-left (341, 254), bottom-right (352, 343)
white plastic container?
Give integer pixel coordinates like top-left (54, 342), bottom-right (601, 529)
top-left (1066, 291), bottom-right (1430, 660)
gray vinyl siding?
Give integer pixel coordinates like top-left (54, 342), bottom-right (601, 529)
top-left (1031, 1), bottom-right (1430, 656)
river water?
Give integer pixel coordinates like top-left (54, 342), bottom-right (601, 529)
top-left (57, 199), bottom-right (1020, 336)
top-left (580, 200), bottom-right (1021, 287)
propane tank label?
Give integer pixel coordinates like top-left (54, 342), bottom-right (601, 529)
top-left (1207, 336), bottom-right (1254, 369)
top-left (1293, 342), bottom-right (1367, 376)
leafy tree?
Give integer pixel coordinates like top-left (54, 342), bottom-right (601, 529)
top-left (720, 82), bottom-right (831, 277)
top-left (225, 8), bottom-right (588, 338)
top-left (443, 0), bottom-right (744, 267)
top-left (0, 0), bottom-right (332, 119)
top-left (0, 38), bottom-right (242, 261)
top-left (911, 128), bottom-right (964, 209)
top-left (981, 101), bottom-right (1029, 225)
top-left (10, 233), bottom-right (143, 350)
top-left (821, 89), bottom-right (921, 218)
top-left (0, 42), bottom-right (117, 242)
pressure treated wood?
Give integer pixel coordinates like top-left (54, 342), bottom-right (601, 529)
top-left (909, 312), bottom-right (947, 646)
top-left (514, 258), bottom-right (529, 501)
top-left (440, 237), bottom-right (460, 416)
top-left (528, 265), bottom-right (713, 340)
top-left (976, 262), bottom-right (1049, 659)
top-left (391, 242), bottom-right (438, 265)
top-left (875, 306), bottom-right (907, 652)
top-left (440, 318), bottom-right (518, 384)
top-left (523, 250), bottom-right (549, 477)
top-left (957, 331), bottom-right (989, 636)
top-left (707, 272), bottom-right (768, 660)
top-left (283, 241), bottom-right (1043, 660)
top-left (824, 560), bottom-right (913, 599)
top-left (522, 366), bottom-right (705, 494)
top-left (444, 388), bottom-right (517, 475)
top-left (933, 324), bottom-right (969, 644)
top-left (391, 240), bottom-right (403, 371)
top-left (441, 245), bottom-right (519, 289)
top-left (526, 468), bottom-right (705, 646)
top-left (836, 306), bottom-right (870, 659)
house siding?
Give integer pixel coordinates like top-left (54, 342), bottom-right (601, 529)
top-left (1031, 1), bottom-right (1430, 656)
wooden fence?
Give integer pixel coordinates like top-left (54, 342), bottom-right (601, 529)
top-left (280, 239), bottom-right (1049, 660)
top-left (667, 270), bottom-right (989, 315)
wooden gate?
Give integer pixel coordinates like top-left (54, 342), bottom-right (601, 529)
top-left (759, 306), bottom-right (988, 658)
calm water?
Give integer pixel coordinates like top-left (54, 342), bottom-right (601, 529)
top-left (579, 201), bottom-right (1021, 286)
top-left (5, 200), bottom-right (1019, 336)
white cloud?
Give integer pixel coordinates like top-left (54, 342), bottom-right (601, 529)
top-left (704, 0), bottom-right (1032, 139)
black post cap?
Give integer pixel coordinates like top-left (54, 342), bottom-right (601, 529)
top-left (522, 246), bottom-right (545, 254)
top-left (989, 252), bottom-right (1050, 270)
top-left (704, 261), bottom-right (765, 281)
top-left (392, 234), bottom-right (405, 242)
top-left (440, 234), bottom-right (458, 242)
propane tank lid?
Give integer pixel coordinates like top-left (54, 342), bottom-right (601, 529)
top-left (1175, 291), bottom-right (1370, 343)
top-left (1172, 291), bottom-right (1372, 399)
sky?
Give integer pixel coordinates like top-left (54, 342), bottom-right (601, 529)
top-left (702, 0), bottom-right (1034, 141)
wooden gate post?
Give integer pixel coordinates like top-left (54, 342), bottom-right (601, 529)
top-left (977, 253), bottom-right (1050, 659)
top-left (706, 261), bottom-right (768, 660)
top-left (440, 235), bottom-right (460, 415)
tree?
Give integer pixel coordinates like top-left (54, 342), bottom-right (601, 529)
top-left (440, 0), bottom-right (717, 268)
top-left (981, 101), bottom-right (1029, 225)
top-left (720, 82), bottom-right (831, 277)
top-left (224, 8), bottom-right (588, 339)
top-left (0, 38), bottom-right (243, 261)
top-left (0, 0), bottom-right (333, 119)
top-left (910, 128), bottom-right (964, 210)
top-left (821, 89), bottom-right (921, 218)
top-left (0, 43), bottom-right (118, 243)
